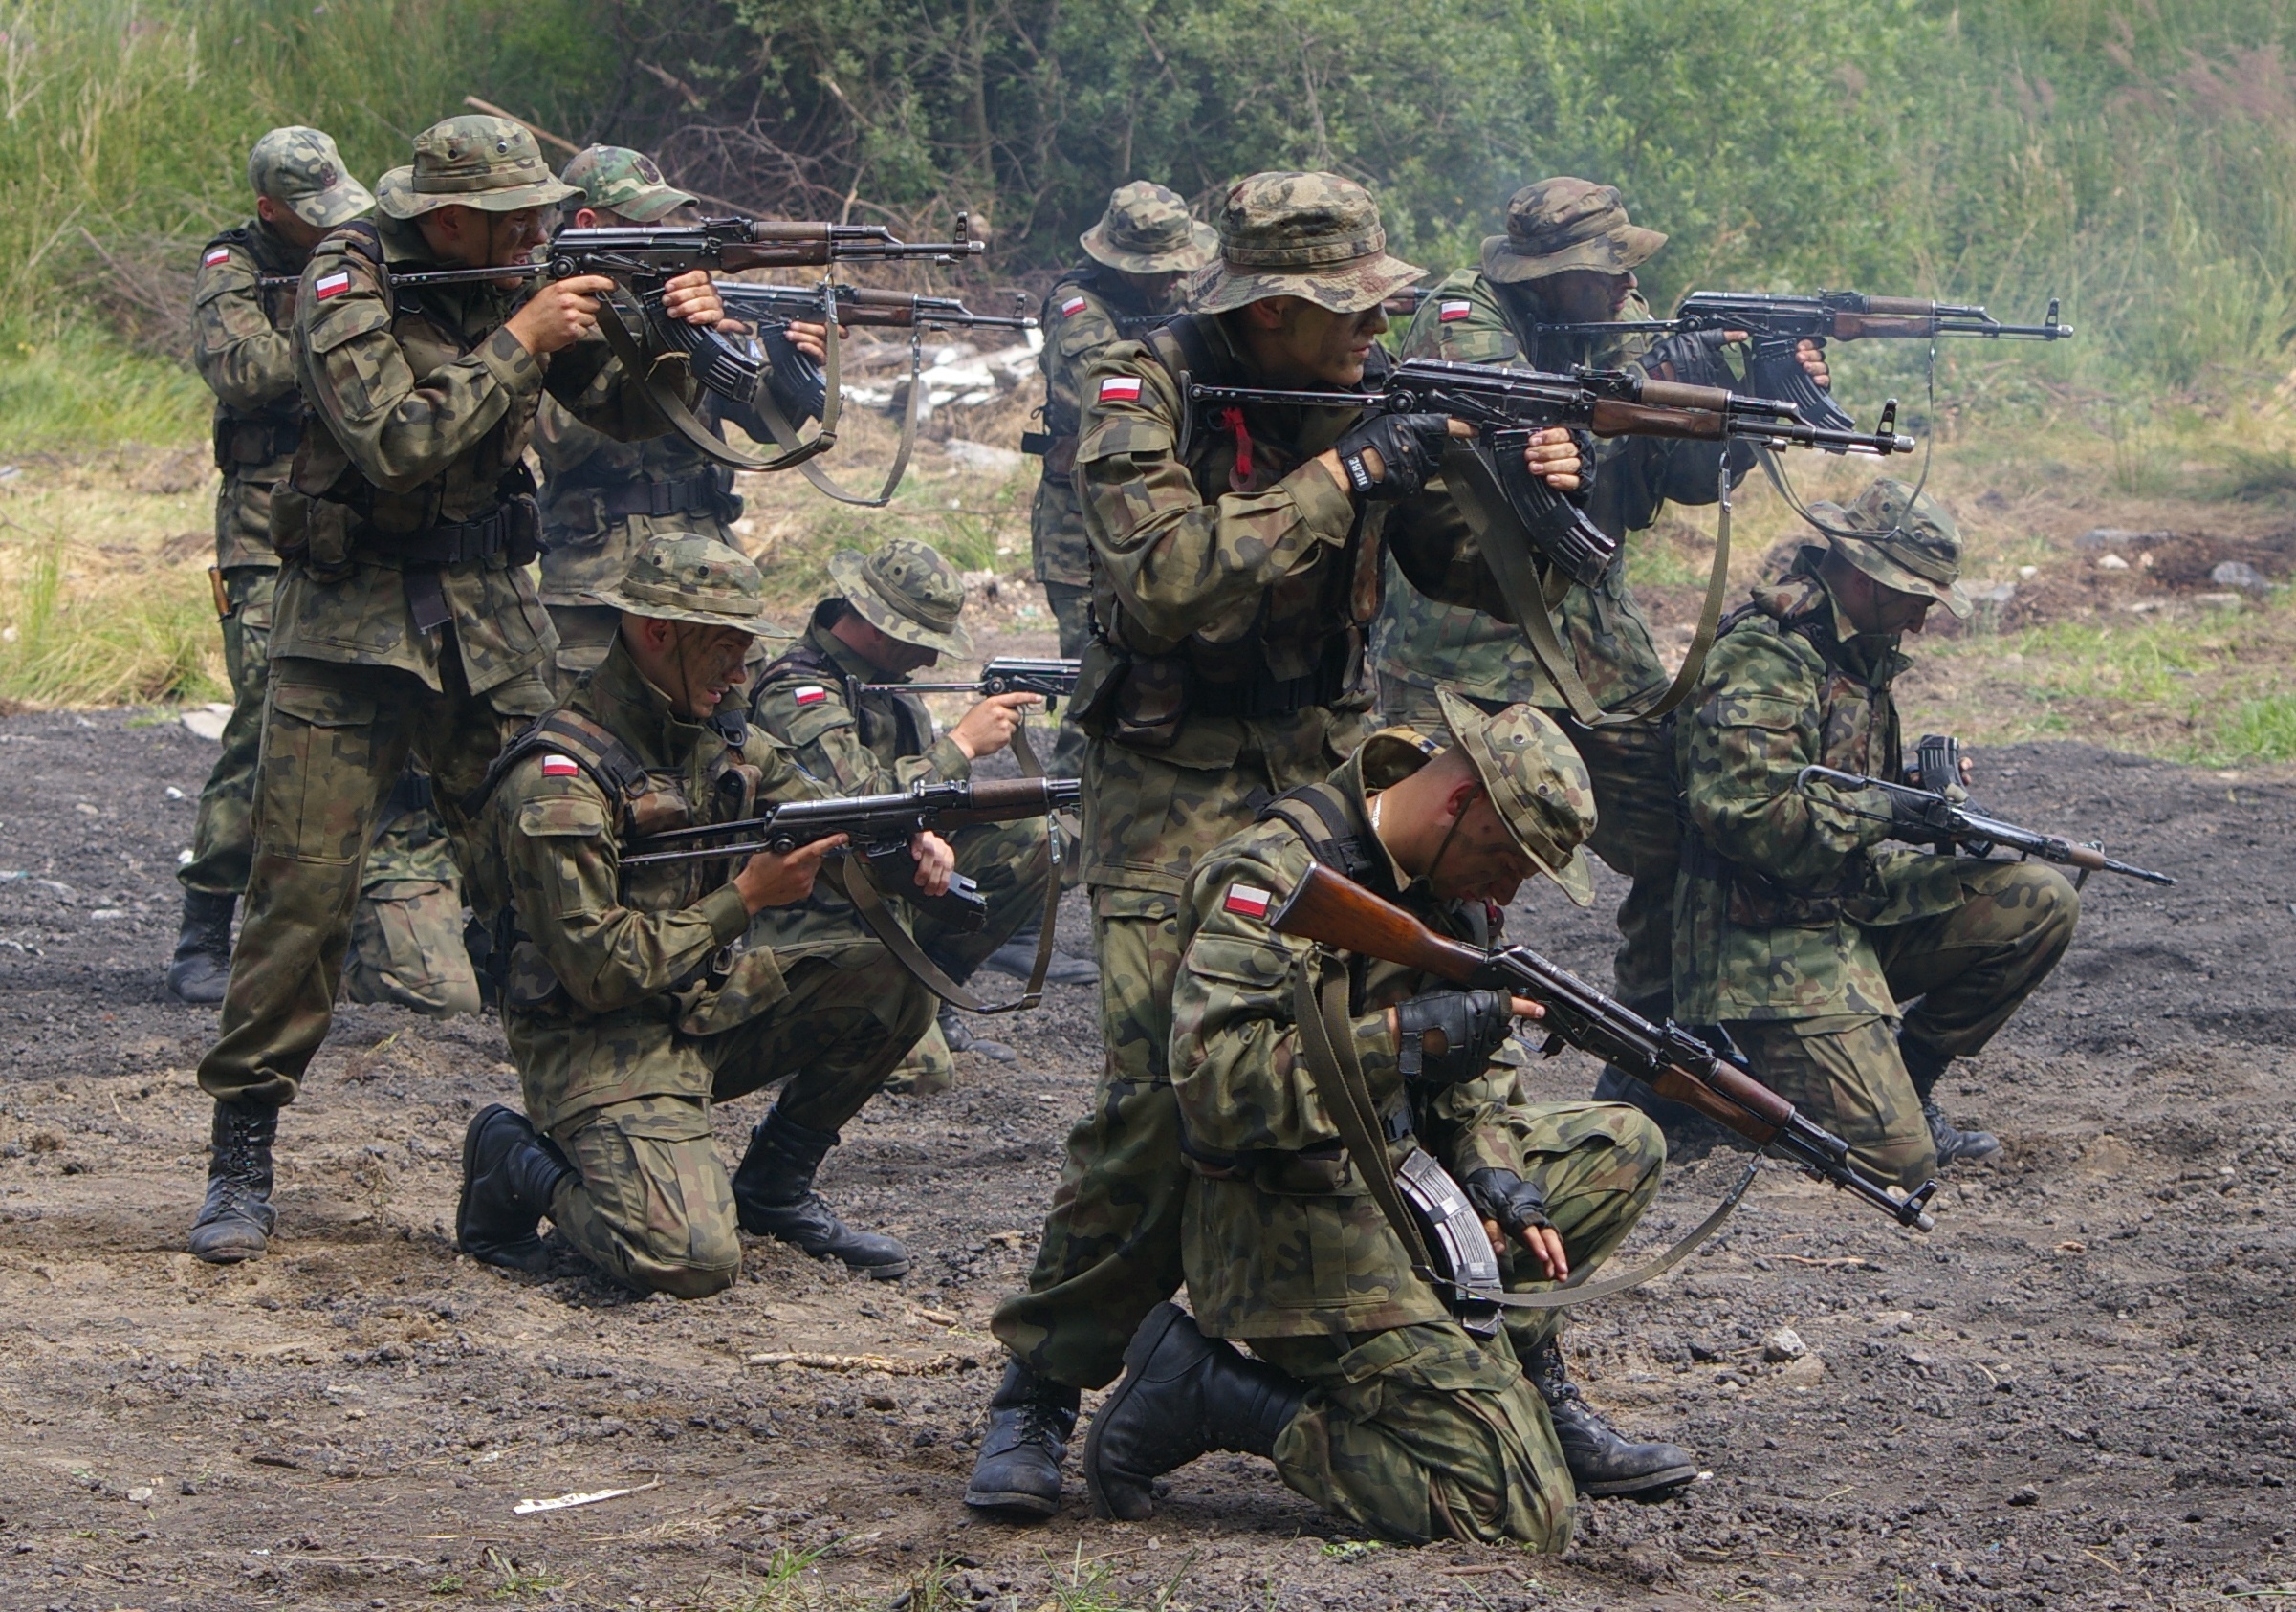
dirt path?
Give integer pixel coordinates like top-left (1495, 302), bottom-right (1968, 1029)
top-left (0, 709), bottom-right (2289, 1611)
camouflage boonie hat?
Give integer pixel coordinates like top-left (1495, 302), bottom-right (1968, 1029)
top-left (1081, 182), bottom-right (1218, 275)
top-left (248, 127), bottom-right (375, 229)
top-left (1810, 478), bottom-right (1971, 620)
top-left (1481, 178), bottom-right (1667, 284)
top-left (560, 144), bottom-right (694, 224)
top-left (375, 116), bottom-right (577, 220)
top-left (1435, 687), bottom-right (1597, 906)
top-left (595, 534), bottom-right (790, 637)
top-left (828, 538), bottom-right (973, 658)
top-left (1192, 171), bottom-right (1425, 315)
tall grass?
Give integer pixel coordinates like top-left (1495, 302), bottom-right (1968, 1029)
top-left (0, 534), bottom-right (220, 707)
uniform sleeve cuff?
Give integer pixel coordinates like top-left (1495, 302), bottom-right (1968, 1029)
top-left (481, 325), bottom-right (545, 397)
top-left (922, 736), bottom-right (973, 782)
top-left (1282, 454), bottom-right (1360, 544)
top-left (699, 884), bottom-right (753, 946)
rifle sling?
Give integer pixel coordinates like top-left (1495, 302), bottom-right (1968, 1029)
top-left (1005, 718), bottom-right (1084, 842)
top-left (1291, 948), bottom-right (1758, 1312)
top-left (594, 293), bottom-right (844, 476)
top-left (746, 325), bottom-right (925, 509)
top-left (831, 819), bottom-right (1063, 1016)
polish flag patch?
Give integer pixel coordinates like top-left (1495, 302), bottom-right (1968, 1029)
top-left (793, 685), bottom-right (829, 706)
top-left (203, 246), bottom-right (233, 269)
top-left (1097, 376), bottom-right (1144, 404)
top-left (1438, 299), bottom-right (1474, 322)
top-left (540, 754), bottom-right (581, 778)
top-left (313, 269), bottom-right (353, 300)
top-left (1223, 883), bottom-right (1274, 920)
top-left (1060, 294), bottom-right (1088, 317)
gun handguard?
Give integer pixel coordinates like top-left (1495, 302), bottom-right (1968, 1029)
top-left (1796, 766), bottom-right (2175, 886)
top-left (868, 657), bottom-right (1080, 704)
top-left (717, 281), bottom-right (1036, 331)
top-left (623, 775), bottom-right (1076, 862)
top-left (1268, 863), bottom-right (1938, 1231)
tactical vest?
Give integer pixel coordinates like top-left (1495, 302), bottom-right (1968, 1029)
top-left (538, 392), bottom-right (740, 531)
top-left (1082, 314), bottom-right (1384, 744)
top-left (203, 222), bottom-right (307, 472)
top-left (754, 634), bottom-right (934, 764)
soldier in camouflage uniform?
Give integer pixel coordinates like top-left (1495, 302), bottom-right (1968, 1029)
top-left (186, 116), bottom-right (729, 1265)
top-left (1024, 182), bottom-right (1218, 778)
top-left (455, 534), bottom-right (950, 1294)
top-left (1675, 480), bottom-right (2078, 1188)
top-left (1081, 693), bottom-right (1689, 1541)
top-left (966, 170), bottom-right (1586, 1516)
top-left (750, 537), bottom-right (1093, 1086)
top-left (340, 767), bottom-right (482, 1017)
top-left (1369, 179), bottom-right (1829, 1117)
top-left (534, 145), bottom-right (830, 676)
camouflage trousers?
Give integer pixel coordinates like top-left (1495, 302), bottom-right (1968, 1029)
top-left (544, 602), bottom-right (622, 679)
top-left (180, 565), bottom-right (276, 898)
top-left (1037, 580), bottom-right (1091, 781)
top-left (340, 806), bottom-right (481, 1018)
top-left (1728, 860), bottom-right (2079, 1189)
top-left (1250, 1101), bottom-right (1663, 1548)
top-left (536, 948), bottom-right (935, 1297)
top-left (196, 650), bottom-right (556, 1107)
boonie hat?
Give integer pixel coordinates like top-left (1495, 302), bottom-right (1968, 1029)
top-left (1481, 177), bottom-right (1667, 285)
top-left (1435, 687), bottom-right (1598, 906)
top-left (1081, 182), bottom-right (1219, 275)
top-left (1192, 171), bottom-right (1425, 316)
top-left (376, 115), bottom-right (577, 220)
top-left (597, 534), bottom-right (790, 637)
top-left (560, 144), bottom-right (695, 224)
top-left (828, 538), bottom-right (973, 659)
top-left (248, 126), bottom-right (375, 229)
top-left (1809, 478), bottom-right (1971, 621)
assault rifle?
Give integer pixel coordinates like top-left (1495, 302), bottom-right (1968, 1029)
top-left (868, 656), bottom-right (1080, 710)
top-left (1269, 862), bottom-right (1939, 1231)
top-left (1189, 358), bottom-right (1916, 586)
top-left (1796, 764), bottom-right (2174, 887)
top-left (715, 281), bottom-right (1036, 333)
top-left (1540, 291), bottom-right (2073, 434)
top-left (620, 775), bottom-right (1081, 931)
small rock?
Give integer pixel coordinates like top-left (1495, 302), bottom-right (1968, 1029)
top-left (2018, 564), bottom-right (2038, 578)
top-left (2211, 559), bottom-right (2269, 593)
top-left (2009, 1484), bottom-right (2041, 1507)
top-left (1761, 1327), bottom-right (1808, 1363)
top-left (1778, 1352), bottom-right (1826, 1385)
top-left (2075, 527), bottom-right (2169, 552)
top-left (2095, 553), bottom-right (2131, 572)
top-left (2193, 592), bottom-right (2243, 607)
top-left (181, 704), bottom-right (234, 742)
top-left (126, 1487), bottom-right (154, 1504)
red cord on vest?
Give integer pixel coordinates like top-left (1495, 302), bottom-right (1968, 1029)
top-left (1217, 406), bottom-right (1254, 484)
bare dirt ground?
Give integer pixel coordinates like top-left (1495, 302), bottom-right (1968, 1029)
top-left (1, 689), bottom-right (2290, 1612)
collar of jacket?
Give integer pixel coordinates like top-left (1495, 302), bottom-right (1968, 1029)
top-left (804, 613), bottom-right (885, 684)
top-left (579, 636), bottom-right (718, 773)
top-left (1331, 730), bottom-right (1434, 897)
top-left (247, 216), bottom-right (313, 277)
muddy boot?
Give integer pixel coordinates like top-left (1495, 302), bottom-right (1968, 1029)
top-left (164, 889), bottom-right (236, 1005)
top-left (964, 1359), bottom-right (1082, 1517)
top-left (981, 926), bottom-right (1099, 987)
top-left (1922, 1098), bottom-right (2001, 1166)
top-left (939, 1003), bottom-right (1016, 1064)
top-left (1083, 1302), bottom-right (1303, 1521)
top-left (732, 1107), bottom-right (910, 1279)
top-left (1522, 1338), bottom-right (1696, 1500)
top-left (186, 1098), bottom-right (277, 1264)
top-left (456, 1104), bottom-right (574, 1274)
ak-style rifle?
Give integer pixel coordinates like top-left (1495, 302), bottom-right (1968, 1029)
top-left (715, 280), bottom-right (1035, 333)
top-left (1797, 763), bottom-right (2174, 888)
top-left (869, 656), bottom-right (1080, 710)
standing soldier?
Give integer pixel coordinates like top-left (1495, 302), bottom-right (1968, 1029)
top-left (1675, 480), bottom-right (2077, 1186)
top-left (1021, 182), bottom-right (1216, 778)
top-left (1370, 178), bottom-right (1829, 1116)
top-left (534, 145), bottom-right (828, 677)
top-left (185, 115), bottom-right (725, 1265)
top-left (963, 171), bottom-right (1585, 1516)
top-left (749, 538), bottom-right (1094, 1082)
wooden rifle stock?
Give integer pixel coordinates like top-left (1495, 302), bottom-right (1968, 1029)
top-left (1830, 313), bottom-right (1939, 340)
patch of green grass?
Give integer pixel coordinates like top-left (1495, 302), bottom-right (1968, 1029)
top-left (2200, 693), bottom-right (2296, 765)
top-left (0, 334), bottom-right (207, 454)
top-left (0, 534), bottom-right (222, 708)
top-left (2214, 444), bottom-right (2296, 503)
top-left (482, 1546), bottom-right (562, 1599)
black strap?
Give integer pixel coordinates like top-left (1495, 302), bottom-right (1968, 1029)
top-left (1259, 785), bottom-right (1387, 893)
top-left (833, 830), bottom-right (1063, 1016)
top-left (466, 708), bottom-right (652, 822)
top-left (597, 471), bottom-right (725, 519)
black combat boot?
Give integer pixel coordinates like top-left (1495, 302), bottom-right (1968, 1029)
top-left (186, 1098), bottom-right (277, 1263)
top-left (1522, 1337), bottom-right (1697, 1500)
top-left (1083, 1303), bottom-right (1304, 1521)
top-left (937, 1003), bottom-right (1016, 1064)
top-left (1903, 1038), bottom-right (2001, 1166)
top-left (963, 1359), bottom-right (1082, 1517)
top-left (456, 1104), bottom-right (574, 1274)
top-left (981, 925), bottom-right (1100, 987)
top-left (164, 889), bottom-right (236, 1005)
top-left (732, 1106), bottom-right (910, 1279)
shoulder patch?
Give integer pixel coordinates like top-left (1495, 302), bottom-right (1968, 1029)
top-left (204, 246), bottom-right (234, 269)
top-left (1223, 883), bottom-right (1274, 920)
top-left (793, 685), bottom-right (828, 706)
top-left (1097, 376), bottom-right (1143, 404)
top-left (1060, 294), bottom-right (1088, 317)
top-left (1438, 299), bottom-right (1473, 322)
top-left (313, 269), bottom-right (353, 300)
top-left (540, 753), bottom-right (581, 777)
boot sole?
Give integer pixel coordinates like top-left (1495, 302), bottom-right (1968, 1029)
top-left (1579, 1460), bottom-right (1700, 1501)
top-left (960, 1483), bottom-right (1060, 1518)
top-left (455, 1105), bottom-right (510, 1256)
top-left (1082, 1300), bottom-right (1190, 1521)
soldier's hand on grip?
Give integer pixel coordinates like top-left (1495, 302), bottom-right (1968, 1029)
top-left (733, 833), bottom-right (849, 913)
top-left (1330, 412), bottom-right (1454, 501)
top-left (1465, 1165), bottom-right (1567, 1278)
top-left (507, 273), bottom-right (618, 356)
top-left (1392, 987), bottom-right (1518, 1086)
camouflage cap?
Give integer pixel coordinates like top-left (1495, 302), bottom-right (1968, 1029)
top-left (595, 534), bottom-right (791, 637)
top-left (247, 126), bottom-right (375, 229)
top-left (1481, 178), bottom-right (1667, 285)
top-left (1810, 478), bottom-right (1971, 620)
top-left (1435, 687), bottom-right (1597, 906)
top-left (374, 116), bottom-right (577, 220)
top-left (1081, 181), bottom-right (1218, 275)
top-left (560, 144), bottom-right (694, 224)
top-left (828, 538), bottom-right (973, 658)
top-left (1192, 171), bottom-right (1426, 315)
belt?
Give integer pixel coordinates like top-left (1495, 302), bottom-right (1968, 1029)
top-left (1190, 648), bottom-right (1357, 719)
top-left (362, 500), bottom-right (526, 566)
top-left (597, 472), bottom-right (723, 519)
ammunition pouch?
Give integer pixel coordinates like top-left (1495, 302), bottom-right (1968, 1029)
top-left (212, 412), bottom-right (302, 471)
top-left (1075, 630), bottom-right (1360, 749)
top-left (596, 469), bottom-right (737, 522)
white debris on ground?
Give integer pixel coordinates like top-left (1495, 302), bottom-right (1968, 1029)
top-left (842, 333), bottom-right (1042, 418)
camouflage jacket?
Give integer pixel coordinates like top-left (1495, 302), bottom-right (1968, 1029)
top-left (1370, 271), bottom-right (1750, 709)
top-left (1673, 560), bottom-right (1972, 1023)
top-left (1172, 732), bottom-right (1525, 1340)
top-left (749, 612), bottom-right (971, 793)
top-left (1029, 266), bottom-right (1158, 587)
top-left (487, 639), bottom-right (829, 1130)
top-left (191, 218), bottom-right (310, 570)
top-left (275, 213), bottom-right (677, 694)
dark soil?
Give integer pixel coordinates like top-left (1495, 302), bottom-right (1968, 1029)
top-left (0, 707), bottom-right (2290, 1612)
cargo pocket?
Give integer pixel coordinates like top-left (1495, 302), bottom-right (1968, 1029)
top-left (259, 678), bottom-right (380, 863)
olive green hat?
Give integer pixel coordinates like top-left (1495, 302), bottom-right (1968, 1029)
top-left (1081, 181), bottom-right (1219, 275)
top-left (1809, 478), bottom-right (1971, 620)
top-left (1481, 177), bottom-right (1667, 285)
top-left (375, 115), bottom-right (578, 220)
top-left (247, 126), bottom-right (375, 229)
top-left (596, 534), bottom-right (790, 636)
top-left (560, 144), bottom-right (694, 224)
top-left (1192, 170), bottom-right (1426, 316)
top-left (1435, 687), bottom-right (1597, 906)
top-left (828, 537), bottom-right (973, 659)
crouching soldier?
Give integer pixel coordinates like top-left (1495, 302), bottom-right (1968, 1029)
top-left (455, 535), bottom-right (946, 1293)
top-left (1080, 693), bottom-right (1691, 1546)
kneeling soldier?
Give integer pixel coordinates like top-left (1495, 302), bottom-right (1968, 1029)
top-left (456, 535), bottom-right (948, 1294)
top-left (1674, 480), bottom-right (2077, 1185)
top-left (1081, 693), bottom-right (1691, 1547)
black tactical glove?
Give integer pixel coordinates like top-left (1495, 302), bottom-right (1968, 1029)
top-left (1332, 412), bottom-right (1452, 501)
top-left (1393, 988), bottom-right (1516, 1086)
top-left (1644, 328), bottom-right (1735, 388)
top-left (1464, 1166), bottom-right (1553, 1240)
